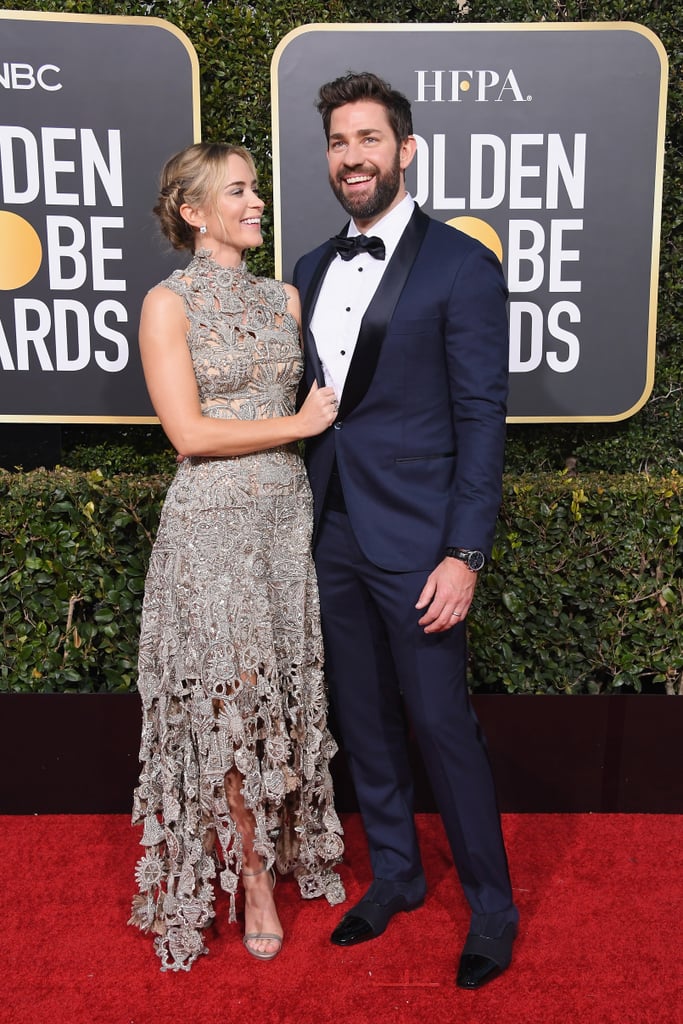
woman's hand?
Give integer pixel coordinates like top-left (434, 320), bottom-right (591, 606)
top-left (296, 381), bottom-right (338, 437)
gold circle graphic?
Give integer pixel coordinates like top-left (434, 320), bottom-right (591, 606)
top-left (446, 216), bottom-right (504, 263)
top-left (0, 211), bottom-right (43, 290)
top-left (460, 80), bottom-right (471, 92)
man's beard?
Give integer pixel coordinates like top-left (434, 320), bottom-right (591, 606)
top-left (330, 151), bottom-right (401, 221)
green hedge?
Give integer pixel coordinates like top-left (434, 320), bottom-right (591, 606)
top-left (474, 471), bottom-right (682, 694)
top-left (1, 467), bottom-right (680, 695)
top-left (0, 468), bottom-right (162, 694)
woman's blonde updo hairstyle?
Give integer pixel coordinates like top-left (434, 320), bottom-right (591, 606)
top-left (153, 142), bottom-right (257, 252)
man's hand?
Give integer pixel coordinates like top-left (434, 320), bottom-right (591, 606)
top-left (415, 557), bottom-right (478, 634)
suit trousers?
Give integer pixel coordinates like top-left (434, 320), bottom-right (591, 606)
top-left (315, 507), bottom-right (516, 921)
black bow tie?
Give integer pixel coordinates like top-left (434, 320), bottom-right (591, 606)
top-left (331, 233), bottom-right (386, 261)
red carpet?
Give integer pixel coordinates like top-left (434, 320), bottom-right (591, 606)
top-left (1, 813), bottom-right (681, 1024)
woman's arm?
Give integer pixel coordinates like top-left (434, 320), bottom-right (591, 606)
top-left (282, 282), bottom-right (302, 329)
top-left (139, 284), bottom-right (336, 457)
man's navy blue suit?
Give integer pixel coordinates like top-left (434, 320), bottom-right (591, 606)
top-left (293, 204), bottom-right (517, 929)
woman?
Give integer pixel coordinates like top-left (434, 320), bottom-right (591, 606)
top-left (129, 142), bottom-right (345, 972)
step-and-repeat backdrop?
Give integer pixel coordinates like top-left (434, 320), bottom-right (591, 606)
top-left (272, 23), bottom-right (667, 421)
top-left (0, 10), bottom-right (199, 422)
top-left (0, 18), bottom-right (667, 422)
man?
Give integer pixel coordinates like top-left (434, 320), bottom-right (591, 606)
top-left (293, 72), bottom-right (518, 990)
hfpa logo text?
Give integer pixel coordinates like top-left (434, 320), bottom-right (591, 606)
top-left (415, 69), bottom-right (530, 103)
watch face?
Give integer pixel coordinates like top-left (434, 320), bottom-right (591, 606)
top-left (467, 551), bottom-right (486, 572)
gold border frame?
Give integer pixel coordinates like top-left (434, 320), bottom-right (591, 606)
top-left (271, 22), bottom-right (669, 424)
top-left (0, 9), bottom-right (201, 425)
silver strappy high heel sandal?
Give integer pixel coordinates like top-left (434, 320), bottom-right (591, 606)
top-left (242, 864), bottom-right (282, 961)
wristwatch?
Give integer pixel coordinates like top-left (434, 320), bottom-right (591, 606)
top-left (445, 547), bottom-right (486, 572)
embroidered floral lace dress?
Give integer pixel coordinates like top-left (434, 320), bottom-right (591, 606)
top-left (129, 251), bottom-right (345, 971)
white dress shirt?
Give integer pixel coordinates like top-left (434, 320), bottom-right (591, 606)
top-left (310, 194), bottom-right (415, 400)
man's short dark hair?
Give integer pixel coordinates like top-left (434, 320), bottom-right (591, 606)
top-left (316, 72), bottom-right (413, 143)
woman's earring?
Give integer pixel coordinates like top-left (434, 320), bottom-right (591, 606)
top-left (199, 225), bottom-right (207, 234)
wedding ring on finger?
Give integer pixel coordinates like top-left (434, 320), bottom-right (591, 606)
top-left (451, 611), bottom-right (461, 617)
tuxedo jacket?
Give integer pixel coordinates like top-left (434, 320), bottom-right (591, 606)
top-left (293, 205), bottom-right (509, 573)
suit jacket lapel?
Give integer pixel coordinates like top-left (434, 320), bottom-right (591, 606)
top-left (338, 205), bottom-right (430, 419)
top-left (300, 238), bottom-right (341, 386)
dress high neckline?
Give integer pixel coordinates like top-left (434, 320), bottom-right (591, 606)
top-left (192, 248), bottom-right (248, 277)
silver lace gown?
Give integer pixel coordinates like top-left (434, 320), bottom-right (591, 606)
top-left (129, 250), bottom-right (345, 971)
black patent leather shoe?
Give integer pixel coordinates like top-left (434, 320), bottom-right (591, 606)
top-left (330, 913), bottom-right (377, 946)
top-left (455, 922), bottom-right (517, 989)
top-left (330, 880), bottom-right (426, 947)
top-left (456, 953), bottom-right (504, 989)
